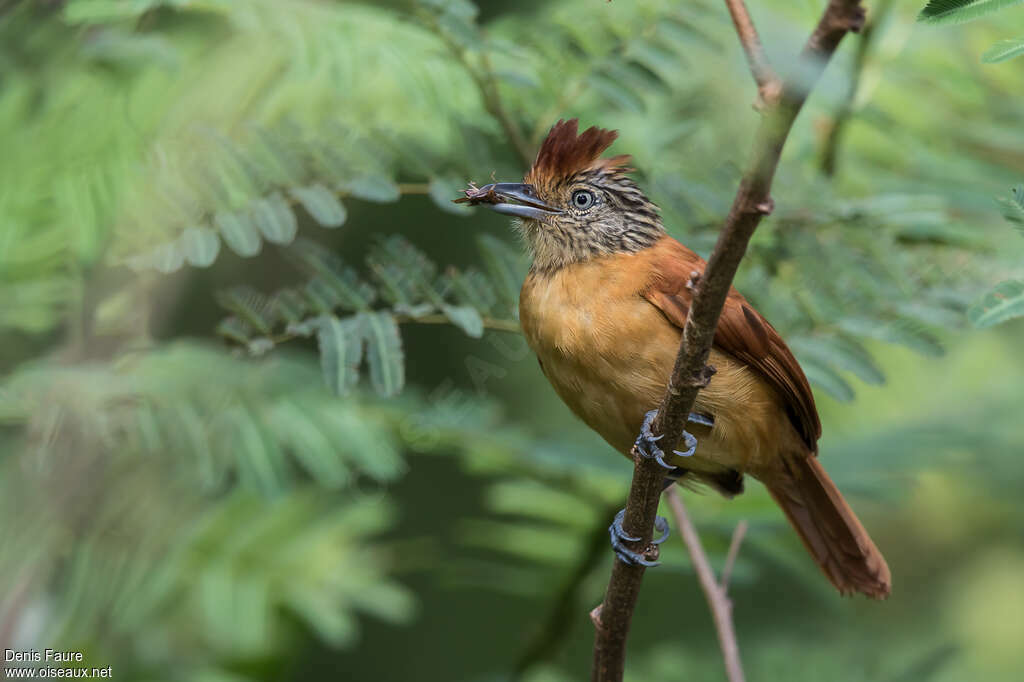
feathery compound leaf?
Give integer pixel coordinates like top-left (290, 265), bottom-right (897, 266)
top-left (216, 317), bottom-right (256, 345)
top-left (215, 286), bottom-right (274, 335)
top-left (215, 210), bottom-right (262, 257)
top-left (791, 336), bottom-right (886, 386)
top-left (440, 268), bottom-right (499, 313)
top-left (303, 278), bottom-right (344, 314)
top-left (839, 316), bottom-right (945, 357)
top-left (289, 184), bottom-right (348, 228)
top-left (250, 129), bottom-right (306, 187)
top-left (440, 304), bottom-right (484, 338)
top-left (150, 242), bottom-right (186, 274)
top-left (981, 37), bottom-right (1024, 63)
top-left (799, 357), bottom-right (855, 402)
top-left (367, 236), bottom-right (441, 307)
top-left (268, 401), bottom-right (351, 488)
top-left (918, 0), bottom-right (1024, 25)
top-left (359, 312), bottom-right (404, 397)
top-left (222, 406), bottom-right (289, 496)
top-left (967, 280), bottom-right (1024, 328)
top-left (268, 289), bottom-right (309, 326)
top-left (317, 315), bottom-right (365, 395)
top-left (998, 184), bottom-right (1024, 232)
top-left (180, 226), bottom-right (221, 268)
top-left (288, 240), bottom-right (375, 310)
top-left (251, 192), bottom-right (298, 245)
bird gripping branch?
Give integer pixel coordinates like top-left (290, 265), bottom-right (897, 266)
top-left (459, 119), bottom-right (890, 599)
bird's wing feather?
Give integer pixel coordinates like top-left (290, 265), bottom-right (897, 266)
top-left (642, 237), bottom-right (821, 450)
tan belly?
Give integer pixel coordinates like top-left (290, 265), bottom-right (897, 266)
top-left (521, 266), bottom-right (789, 478)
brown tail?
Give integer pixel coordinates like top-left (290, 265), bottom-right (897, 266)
top-left (765, 455), bottom-right (891, 599)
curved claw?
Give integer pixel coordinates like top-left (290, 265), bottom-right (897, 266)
top-left (634, 409), bottom-right (676, 469)
top-left (610, 509), bottom-right (640, 542)
top-left (608, 509), bottom-right (661, 567)
top-left (673, 430), bottom-right (698, 458)
top-left (637, 410), bottom-right (708, 464)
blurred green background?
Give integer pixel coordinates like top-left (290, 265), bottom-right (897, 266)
top-left (1, 1), bottom-right (1023, 681)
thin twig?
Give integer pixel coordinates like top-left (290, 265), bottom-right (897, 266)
top-left (257, 312), bottom-right (521, 348)
top-left (430, 17), bottom-right (533, 170)
top-left (723, 0), bottom-right (782, 109)
top-left (475, 51), bottom-right (534, 169)
top-left (590, 3), bottom-right (865, 681)
top-left (720, 520), bottom-right (748, 591)
top-left (396, 313), bottom-right (521, 333)
top-left (820, 0), bottom-right (893, 176)
top-left (666, 488), bottom-right (745, 682)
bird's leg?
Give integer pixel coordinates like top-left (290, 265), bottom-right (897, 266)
top-left (608, 509), bottom-right (670, 566)
top-left (611, 411), bottom-right (715, 565)
top-left (633, 408), bottom-right (713, 467)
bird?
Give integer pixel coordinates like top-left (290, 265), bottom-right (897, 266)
top-left (459, 118), bottom-right (891, 599)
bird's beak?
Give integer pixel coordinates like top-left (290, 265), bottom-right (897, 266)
top-left (461, 183), bottom-right (563, 220)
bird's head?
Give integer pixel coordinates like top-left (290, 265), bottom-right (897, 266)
top-left (464, 119), bottom-right (664, 272)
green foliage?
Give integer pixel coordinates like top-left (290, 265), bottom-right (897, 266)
top-left (968, 279), bottom-right (1024, 327)
top-left (214, 235), bottom-right (523, 395)
top-left (2, 1), bottom-right (1024, 681)
top-left (918, 0), bottom-right (1024, 25)
top-left (980, 37), bottom-right (1024, 62)
top-left (53, 491), bottom-right (412, 674)
top-left (0, 343), bottom-right (425, 679)
top-left (966, 185), bottom-right (1024, 328)
top-left (918, 0), bottom-right (1024, 63)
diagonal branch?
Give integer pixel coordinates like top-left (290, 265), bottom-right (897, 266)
top-left (666, 488), bottom-right (745, 682)
top-left (434, 23), bottom-right (533, 170)
top-left (723, 0), bottom-right (782, 109)
top-left (590, 3), bottom-right (866, 682)
top-left (820, 0), bottom-right (893, 176)
top-left (468, 51), bottom-right (535, 170)
top-left (720, 519), bottom-right (748, 592)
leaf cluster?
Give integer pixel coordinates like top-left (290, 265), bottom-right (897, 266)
top-left (967, 185), bottom-right (1024, 327)
top-left (918, 0), bottom-right (1024, 63)
top-left (215, 234), bottom-right (524, 396)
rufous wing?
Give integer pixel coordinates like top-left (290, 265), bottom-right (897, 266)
top-left (642, 237), bottom-right (821, 451)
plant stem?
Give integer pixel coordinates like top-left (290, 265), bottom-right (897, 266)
top-left (723, 0), bottom-right (782, 109)
top-left (666, 488), bottom-right (745, 682)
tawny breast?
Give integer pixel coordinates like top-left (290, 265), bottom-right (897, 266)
top-left (519, 250), bottom-right (794, 479)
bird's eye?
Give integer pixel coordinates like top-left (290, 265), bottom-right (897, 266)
top-left (571, 189), bottom-right (596, 210)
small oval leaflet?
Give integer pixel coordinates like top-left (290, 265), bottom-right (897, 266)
top-left (252, 192), bottom-right (298, 245)
top-left (290, 184), bottom-right (348, 228)
top-left (215, 210), bottom-right (262, 257)
top-left (181, 226), bottom-right (221, 267)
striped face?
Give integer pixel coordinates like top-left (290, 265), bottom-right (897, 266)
top-left (517, 165), bottom-right (665, 273)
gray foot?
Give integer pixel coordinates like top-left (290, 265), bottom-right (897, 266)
top-left (609, 508), bottom-right (670, 566)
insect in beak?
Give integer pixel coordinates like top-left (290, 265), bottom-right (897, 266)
top-left (454, 182), bottom-right (563, 220)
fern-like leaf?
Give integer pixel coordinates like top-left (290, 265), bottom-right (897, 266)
top-left (360, 311), bottom-right (405, 397)
top-left (981, 37), bottom-right (1024, 63)
top-left (317, 315), bottom-right (365, 395)
top-left (967, 280), bottom-right (1024, 328)
top-left (918, 0), bottom-right (1024, 25)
